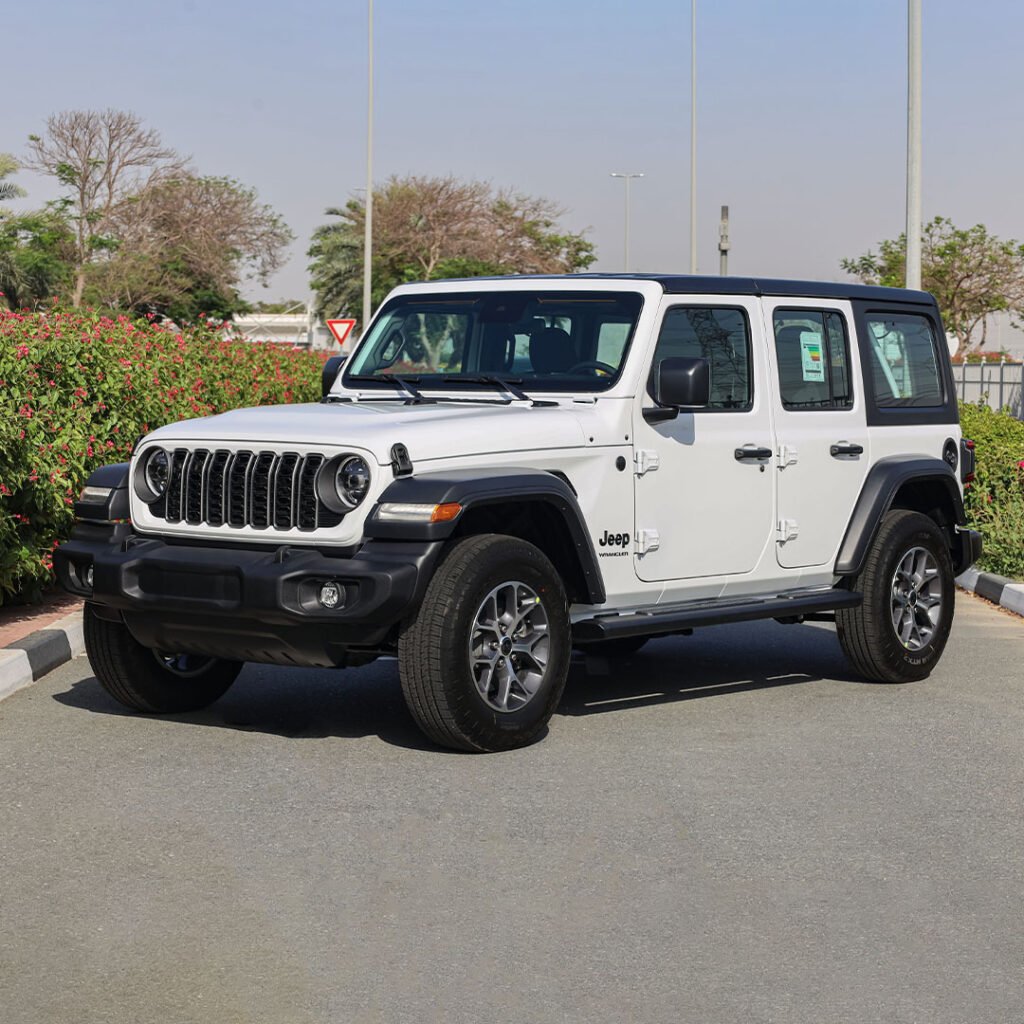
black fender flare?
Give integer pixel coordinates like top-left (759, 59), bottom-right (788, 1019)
top-left (365, 468), bottom-right (606, 604)
top-left (834, 456), bottom-right (965, 577)
top-left (73, 462), bottom-right (131, 522)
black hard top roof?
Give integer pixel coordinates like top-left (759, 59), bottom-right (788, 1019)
top-left (424, 273), bottom-right (935, 306)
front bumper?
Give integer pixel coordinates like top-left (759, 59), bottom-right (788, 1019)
top-left (55, 524), bottom-right (443, 667)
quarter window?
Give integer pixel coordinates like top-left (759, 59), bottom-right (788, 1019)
top-left (773, 309), bottom-right (853, 410)
top-left (652, 307), bottom-right (752, 410)
top-left (864, 312), bottom-right (944, 407)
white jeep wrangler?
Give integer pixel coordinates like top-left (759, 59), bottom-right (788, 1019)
top-left (58, 275), bottom-right (981, 751)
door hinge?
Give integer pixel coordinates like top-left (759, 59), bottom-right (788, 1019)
top-left (777, 444), bottom-right (799, 468)
top-left (634, 449), bottom-right (660, 476)
top-left (636, 528), bottom-right (661, 555)
top-left (777, 519), bottom-right (800, 543)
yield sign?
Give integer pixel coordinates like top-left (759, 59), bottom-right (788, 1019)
top-left (326, 318), bottom-right (356, 347)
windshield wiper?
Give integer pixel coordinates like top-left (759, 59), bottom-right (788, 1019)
top-left (448, 375), bottom-right (555, 407)
top-left (346, 374), bottom-right (433, 404)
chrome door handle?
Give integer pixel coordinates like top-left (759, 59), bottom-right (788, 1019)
top-left (830, 443), bottom-right (864, 457)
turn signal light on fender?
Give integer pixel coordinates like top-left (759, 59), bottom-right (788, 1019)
top-left (375, 502), bottom-right (463, 524)
top-left (430, 503), bottom-right (462, 523)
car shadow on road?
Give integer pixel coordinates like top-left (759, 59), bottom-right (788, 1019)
top-left (561, 621), bottom-right (866, 716)
top-left (52, 622), bottom-right (866, 748)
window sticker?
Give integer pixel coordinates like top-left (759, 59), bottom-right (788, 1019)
top-left (800, 331), bottom-right (825, 382)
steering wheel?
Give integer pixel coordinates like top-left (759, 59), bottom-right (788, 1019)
top-left (567, 360), bottom-right (617, 376)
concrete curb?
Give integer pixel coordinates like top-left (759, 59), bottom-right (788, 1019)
top-left (0, 611), bottom-right (85, 705)
top-left (957, 568), bottom-right (1024, 618)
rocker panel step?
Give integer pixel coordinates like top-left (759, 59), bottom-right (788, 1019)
top-left (573, 588), bottom-right (862, 642)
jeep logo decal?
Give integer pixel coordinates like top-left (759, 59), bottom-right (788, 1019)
top-left (598, 530), bottom-right (630, 549)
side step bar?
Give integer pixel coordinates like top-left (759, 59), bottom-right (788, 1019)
top-left (573, 588), bottom-right (862, 642)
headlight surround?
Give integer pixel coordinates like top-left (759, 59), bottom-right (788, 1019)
top-left (134, 447), bottom-right (170, 503)
top-left (336, 455), bottom-right (371, 508)
top-left (317, 453), bottom-right (371, 513)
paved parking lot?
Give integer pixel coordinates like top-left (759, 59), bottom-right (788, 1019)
top-left (1, 592), bottom-right (1022, 1024)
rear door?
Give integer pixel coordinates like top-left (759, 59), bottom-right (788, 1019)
top-left (765, 299), bottom-right (870, 569)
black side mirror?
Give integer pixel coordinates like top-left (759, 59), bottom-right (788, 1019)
top-left (321, 355), bottom-right (346, 398)
top-left (655, 356), bottom-right (710, 408)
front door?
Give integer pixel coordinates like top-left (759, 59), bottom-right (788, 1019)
top-left (633, 297), bottom-right (775, 583)
top-left (764, 299), bottom-right (870, 569)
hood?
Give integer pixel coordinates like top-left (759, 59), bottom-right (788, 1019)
top-left (144, 399), bottom-right (589, 464)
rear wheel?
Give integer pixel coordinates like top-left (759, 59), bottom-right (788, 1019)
top-left (398, 535), bottom-right (571, 752)
top-left (84, 604), bottom-right (241, 713)
top-left (836, 510), bottom-right (955, 683)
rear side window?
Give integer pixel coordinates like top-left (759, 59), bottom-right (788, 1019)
top-left (772, 309), bottom-right (853, 410)
top-left (652, 307), bottom-right (752, 410)
top-left (864, 312), bottom-right (944, 407)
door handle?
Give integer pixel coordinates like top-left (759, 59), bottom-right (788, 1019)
top-left (734, 446), bottom-right (773, 461)
top-left (830, 443), bottom-right (864, 458)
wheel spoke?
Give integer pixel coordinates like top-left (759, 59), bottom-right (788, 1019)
top-left (468, 579), bottom-right (550, 714)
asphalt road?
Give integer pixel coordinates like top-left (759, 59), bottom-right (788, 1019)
top-left (1, 592), bottom-right (1022, 1024)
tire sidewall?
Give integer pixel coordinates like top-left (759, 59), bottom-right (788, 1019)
top-left (436, 538), bottom-right (571, 747)
top-left (869, 516), bottom-right (955, 679)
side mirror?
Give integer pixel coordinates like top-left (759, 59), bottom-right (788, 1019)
top-left (321, 354), bottom-right (346, 398)
top-left (655, 356), bottom-right (710, 409)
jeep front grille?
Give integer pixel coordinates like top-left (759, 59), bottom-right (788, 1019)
top-left (150, 449), bottom-right (344, 531)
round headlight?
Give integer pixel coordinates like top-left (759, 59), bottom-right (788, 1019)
top-left (335, 455), bottom-right (370, 509)
top-left (144, 448), bottom-right (170, 498)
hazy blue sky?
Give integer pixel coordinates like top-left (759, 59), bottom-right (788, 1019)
top-left (4, 0), bottom-right (1024, 332)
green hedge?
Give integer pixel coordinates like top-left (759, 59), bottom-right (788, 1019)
top-left (959, 402), bottom-right (1024, 580)
top-left (0, 308), bottom-right (325, 603)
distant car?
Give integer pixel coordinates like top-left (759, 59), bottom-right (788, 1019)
top-left (58, 274), bottom-right (981, 751)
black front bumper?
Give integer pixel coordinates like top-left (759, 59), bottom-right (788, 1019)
top-left (56, 524), bottom-right (444, 667)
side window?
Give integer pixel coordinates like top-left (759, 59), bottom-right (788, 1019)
top-left (864, 312), bottom-right (944, 407)
top-left (772, 309), bottom-right (853, 410)
top-left (652, 307), bottom-right (752, 410)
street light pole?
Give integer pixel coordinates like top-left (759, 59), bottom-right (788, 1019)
top-left (610, 172), bottom-right (644, 272)
top-left (905, 0), bottom-right (922, 290)
top-left (689, 0), bottom-right (697, 274)
top-left (362, 0), bottom-right (374, 335)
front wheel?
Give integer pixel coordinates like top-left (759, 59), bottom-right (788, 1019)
top-left (398, 535), bottom-right (571, 752)
top-left (836, 510), bottom-right (955, 683)
top-left (83, 604), bottom-right (242, 713)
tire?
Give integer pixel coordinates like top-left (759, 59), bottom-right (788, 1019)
top-left (575, 635), bottom-right (650, 658)
top-left (398, 534), bottom-right (571, 752)
top-left (836, 510), bottom-right (955, 683)
top-left (83, 603), bottom-right (242, 713)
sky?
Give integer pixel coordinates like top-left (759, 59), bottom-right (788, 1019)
top-left (4, 0), bottom-right (1024, 346)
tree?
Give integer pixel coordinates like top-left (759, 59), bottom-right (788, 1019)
top-left (0, 154), bottom-right (25, 202)
top-left (26, 109), bottom-right (186, 305)
top-left (308, 174), bottom-right (597, 320)
top-left (0, 206), bottom-right (75, 309)
top-left (842, 217), bottom-right (1024, 353)
top-left (87, 174), bottom-right (293, 322)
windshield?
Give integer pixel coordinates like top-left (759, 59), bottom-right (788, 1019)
top-left (343, 290), bottom-right (644, 392)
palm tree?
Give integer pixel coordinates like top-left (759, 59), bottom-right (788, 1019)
top-left (0, 154), bottom-right (25, 202)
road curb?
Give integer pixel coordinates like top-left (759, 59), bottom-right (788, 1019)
top-left (957, 568), bottom-right (1024, 618)
top-left (0, 611), bottom-right (84, 705)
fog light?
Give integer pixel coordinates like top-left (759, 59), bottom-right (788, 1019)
top-left (84, 565), bottom-right (94, 589)
top-left (318, 581), bottom-right (344, 610)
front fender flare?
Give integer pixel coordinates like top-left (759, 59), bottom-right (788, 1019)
top-left (365, 468), bottom-right (606, 604)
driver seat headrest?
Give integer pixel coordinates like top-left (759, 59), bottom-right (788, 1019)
top-left (530, 327), bottom-right (575, 374)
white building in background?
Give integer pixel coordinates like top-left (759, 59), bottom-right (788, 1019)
top-left (228, 306), bottom-right (336, 350)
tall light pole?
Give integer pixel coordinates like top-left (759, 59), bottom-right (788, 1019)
top-left (610, 172), bottom-right (644, 272)
top-left (689, 0), bottom-right (698, 274)
top-left (905, 0), bottom-right (922, 290)
top-left (362, 0), bottom-right (374, 334)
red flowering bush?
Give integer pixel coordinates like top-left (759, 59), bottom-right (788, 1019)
top-left (0, 308), bottom-right (325, 603)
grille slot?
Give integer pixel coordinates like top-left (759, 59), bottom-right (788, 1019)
top-left (150, 449), bottom-right (344, 532)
